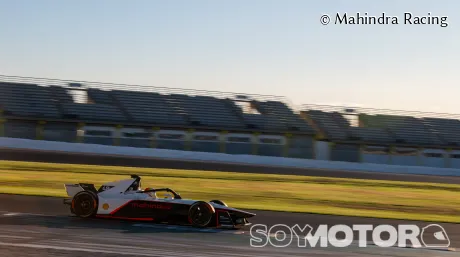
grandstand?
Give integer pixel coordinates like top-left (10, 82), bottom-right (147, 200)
top-left (2, 74), bottom-right (460, 168)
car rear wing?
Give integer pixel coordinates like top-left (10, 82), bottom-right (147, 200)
top-left (64, 183), bottom-right (98, 197)
top-left (64, 184), bottom-right (85, 198)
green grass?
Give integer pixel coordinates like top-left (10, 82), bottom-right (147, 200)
top-left (0, 160), bottom-right (459, 223)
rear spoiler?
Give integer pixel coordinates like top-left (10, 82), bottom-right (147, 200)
top-left (64, 183), bottom-right (98, 197)
top-left (64, 184), bottom-right (84, 198)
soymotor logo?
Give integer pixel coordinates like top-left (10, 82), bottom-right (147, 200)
top-left (250, 224), bottom-right (450, 248)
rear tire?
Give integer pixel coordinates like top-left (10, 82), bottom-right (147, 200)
top-left (210, 200), bottom-right (228, 207)
top-left (72, 191), bottom-right (98, 218)
top-left (188, 201), bottom-right (215, 228)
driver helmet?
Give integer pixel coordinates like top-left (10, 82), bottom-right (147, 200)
top-left (144, 187), bottom-right (157, 198)
top-left (128, 180), bottom-right (140, 191)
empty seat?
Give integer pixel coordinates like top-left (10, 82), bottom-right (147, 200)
top-left (331, 112), bottom-right (351, 129)
top-left (49, 86), bottom-right (74, 103)
top-left (359, 114), bottom-right (442, 145)
top-left (0, 82), bottom-right (60, 118)
top-left (87, 89), bottom-right (114, 104)
top-left (423, 118), bottom-right (460, 145)
top-left (166, 94), bottom-right (244, 128)
top-left (303, 110), bottom-right (349, 140)
top-left (350, 127), bottom-right (395, 143)
top-left (255, 101), bottom-right (314, 132)
top-left (112, 90), bottom-right (186, 125)
top-left (242, 113), bottom-right (287, 131)
top-left (61, 103), bottom-right (126, 122)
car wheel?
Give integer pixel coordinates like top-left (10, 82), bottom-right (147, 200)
top-left (72, 191), bottom-right (98, 218)
top-left (188, 201), bottom-right (215, 227)
top-left (210, 200), bottom-right (228, 207)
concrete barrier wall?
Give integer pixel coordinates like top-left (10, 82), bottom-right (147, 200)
top-left (1, 137), bottom-right (459, 177)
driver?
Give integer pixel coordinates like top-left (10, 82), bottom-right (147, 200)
top-left (127, 180), bottom-right (140, 192)
top-left (144, 187), bottom-right (157, 198)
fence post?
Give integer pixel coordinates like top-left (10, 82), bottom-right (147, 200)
top-left (445, 148), bottom-right (451, 168)
top-left (328, 142), bottom-right (335, 161)
top-left (283, 133), bottom-right (292, 157)
top-left (185, 128), bottom-right (194, 151)
top-left (0, 109), bottom-right (3, 137)
top-left (76, 122), bottom-right (85, 143)
top-left (311, 137), bottom-right (317, 159)
top-left (251, 132), bottom-right (259, 155)
top-left (0, 118), bottom-right (5, 137)
top-left (388, 145), bottom-right (394, 164)
top-left (312, 134), bottom-right (324, 159)
top-left (359, 144), bottom-right (365, 162)
top-left (114, 124), bottom-right (123, 146)
top-left (0, 109), bottom-right (4, 137)
top-left (151, 127), bottom-right (160, 148)
top-left (220, 130), bottom-right (228, 153)
top-left (36, 120), bottom-right (46, 140)
top-left (417, 147), bottom-right (423, 166)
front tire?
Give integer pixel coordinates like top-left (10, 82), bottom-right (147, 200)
top-left (72, 191), bottom-right (98, 218)
top-left (188, 201), bottom-right (215, 227)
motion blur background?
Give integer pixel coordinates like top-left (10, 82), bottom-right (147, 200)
top-left (0, 1), bottom-right (459, 256)
top-left (1, 1), bottom-right (459, 169)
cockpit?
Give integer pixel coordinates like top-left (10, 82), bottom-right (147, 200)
top-left (124, 175), bottom-right (182, 199)
top-left (126, 175), bottom-right (142, 192)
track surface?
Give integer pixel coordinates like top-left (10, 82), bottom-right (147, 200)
top-left (1, 148), bottom-right (459, 256)
top-left (2, 148), bottom-right (460, 184)
top-left (0, 194), bottom-right (458, 257)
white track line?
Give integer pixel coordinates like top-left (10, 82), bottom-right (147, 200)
top-left (0, 241), bottom-right (203, 257)
top-left (0, 235), bottom-right (33, 239)
top-left (0, 241), bottom-right (155, 256)
top-left (1, 211), bottom-right (61, 217)
top-left (35, 240), bottom-right (276, 257)
top-left (0, 211), bottom-right (241, 234)
top-left (0, 211), bottom-right (455, 253)
top-left (132, 223), bottom-right (243, 234)
top-left (2, 211), bottom-right (23, 216)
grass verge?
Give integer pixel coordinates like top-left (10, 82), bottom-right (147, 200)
top-left (0, 160), bottom-right (459, 223)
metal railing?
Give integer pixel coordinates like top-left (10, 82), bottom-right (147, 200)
top-left (0, 74), bottom-right (290, 104)
top-left (0, 74), bottom-right (318, 135)
top-left (3, 74), bottom-right (460, 146)
top-left (300, 104), bottom-right (460, 120)
top-left (3, 74), bottom-right (459, 121)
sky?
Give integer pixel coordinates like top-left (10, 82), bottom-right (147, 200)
top-left (0, 0), bottom-right (459, 114)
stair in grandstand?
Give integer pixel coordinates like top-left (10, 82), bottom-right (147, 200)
top-left (107, 91), bottom-right (133, 122)
top-left (48, 86), bottom-right (67, 117)
top-left (301, 110), bottom-right (349, 141)
top-left (221, 98), bottom-right (249, 129)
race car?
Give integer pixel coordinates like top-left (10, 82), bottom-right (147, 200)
top-left (63, 175), bottom-right (255, 228)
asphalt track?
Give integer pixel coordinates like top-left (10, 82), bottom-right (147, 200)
top-left (1, 148), bottom-right (459, 256)
top-left (0, 194), bottom-right (458, 257)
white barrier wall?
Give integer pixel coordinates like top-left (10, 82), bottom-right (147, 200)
top-left (421, 148), bottom-right (446, 168)
top-left (449, 150), bottom-right (460, 169)
top-left (391, 147), bottom-right (419, 166)
top-left (362, 146), bottom-right (390, 164)
top-left (1, 137), bottom-right (460, 177)
top-left (314, 141), bottom-right (329, 160)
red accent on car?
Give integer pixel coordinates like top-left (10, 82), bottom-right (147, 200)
top-left (96, 215), bottom-right (153, 221)
top-left (109, 201), bottom-right (133, 215)
top-left (131, 202), bottom-right (172, 210)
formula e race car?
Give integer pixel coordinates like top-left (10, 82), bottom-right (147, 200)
top-left (63, 175), bottom-right (255, 229)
